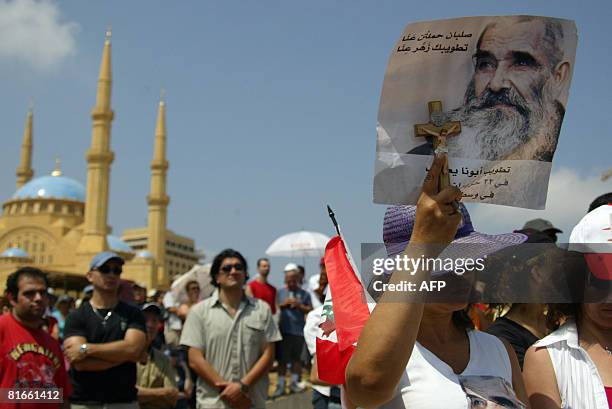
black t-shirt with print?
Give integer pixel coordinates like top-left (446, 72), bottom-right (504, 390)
top-left (64, 300), bottom-right (146, 403)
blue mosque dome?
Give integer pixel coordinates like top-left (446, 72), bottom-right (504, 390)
top-left (107, 235), bottom-right (135, 254)
top-left (13, 175), bottom-right (85, 202)
top-left (136, 250), bottom-right (154, 259)
top-left (1, 247), bottom-right (29, 258)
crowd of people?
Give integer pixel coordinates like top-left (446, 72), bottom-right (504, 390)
top-left (0, 247), bottom-right (331, 409)
top-left (0, 158), bottom-right (609, 409)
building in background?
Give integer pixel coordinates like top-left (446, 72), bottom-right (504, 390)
top-left (0, 30), bottom-right (201, 293)
top-left (121, 228), bottom-right (203, 282)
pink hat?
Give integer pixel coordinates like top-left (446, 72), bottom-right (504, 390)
top-left (383, 203), bottom-right (527, 275)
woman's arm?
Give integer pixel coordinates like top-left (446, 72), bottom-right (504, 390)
top-left (345, 154), bottom-right (462, 408)
top-left (500, 339), bottom-right (530, 408)
top-left (523, 346), bottom-right (562, 409)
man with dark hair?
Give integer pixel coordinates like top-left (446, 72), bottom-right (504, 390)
top-left (410, 16), bottom-right (571, 161)
top-left (0, 267), bottom-right (71, 409)
top-left (63, 251), bottom-right (147, 409)
top-left (181, 249), bottom-right (281, 409)
top-left (246, 258), bottom-right (277, 314)
top-left (136, 302), bottom-right (179, 409)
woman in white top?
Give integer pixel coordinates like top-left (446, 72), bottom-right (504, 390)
top-left (524, 303), bottom-right (612, 409)
top-left (345, 154), bottom-right (529, 409)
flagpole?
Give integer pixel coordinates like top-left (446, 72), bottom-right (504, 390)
top-left (327, 205), bottom-right (341, 236)
top-left (326, 204), bottom-right (355, 269)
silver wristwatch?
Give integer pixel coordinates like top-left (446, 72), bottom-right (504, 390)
top-left (79, 343), bottom-right (88, 356)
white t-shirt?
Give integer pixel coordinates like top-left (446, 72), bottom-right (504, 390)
top-left (380, 330), bottom-right (519, 409)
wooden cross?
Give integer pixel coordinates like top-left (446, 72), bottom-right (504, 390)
top-left (414, 101), bottom-right (461, 191)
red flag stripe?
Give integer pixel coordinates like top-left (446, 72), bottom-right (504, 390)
top-left (324, 236), bottom-right (371, 351)
top-left (316, 338), bottom-right (355, 385)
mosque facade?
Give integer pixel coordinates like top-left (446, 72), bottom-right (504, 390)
top-left (0, 31), bottom-right (200, 294)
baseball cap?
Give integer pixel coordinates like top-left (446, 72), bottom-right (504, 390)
top-left (284, 262), bottom-right (299, 272)
top-left (89, 251), bottom-right (124, 271)
top-left (569, 204), bottom-right (611, 281)
top-left (141, 302), bottom-right (162, 316)
top-left (522, 218), bottom-right (562, 233)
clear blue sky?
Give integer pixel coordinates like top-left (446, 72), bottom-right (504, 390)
top-left (0, 0), bottom-right (610, 287)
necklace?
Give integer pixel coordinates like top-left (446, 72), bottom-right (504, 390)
top-left (90, 303), bottom-right (113, 326)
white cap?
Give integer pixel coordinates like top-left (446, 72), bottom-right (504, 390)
top-left (569, 204), bottom-right (612, 253)
top-left (284, 262), bottom-right (299, 272)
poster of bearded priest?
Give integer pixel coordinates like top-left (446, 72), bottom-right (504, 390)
top-left (373, 16), bottom-right (577, 209)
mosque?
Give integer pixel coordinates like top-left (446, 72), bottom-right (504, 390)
top-left (0, 31), bottom-right (201, 294)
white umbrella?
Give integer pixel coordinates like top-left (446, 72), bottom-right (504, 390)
top-left (265, 230), bottom-right (331, 258)
top-left (170, 263), bottom-right (214, 304)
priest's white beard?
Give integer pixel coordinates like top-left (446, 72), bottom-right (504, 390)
top-left (446, 79), bottom-right (559, 161)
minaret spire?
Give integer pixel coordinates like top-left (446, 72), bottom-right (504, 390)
top-left (51, 157), bottom-right (62, 176)
top-left (147, 91), bottom-right (170, 287)
top-left (16, 106), bottom-right (34, 189)
top-left (77, 29), bottom-right (115, 256)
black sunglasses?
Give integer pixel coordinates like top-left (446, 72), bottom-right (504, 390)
top-left (221, 263), bottom-right (245, 273)
top-left (98, 265), bottom-right (123, 275)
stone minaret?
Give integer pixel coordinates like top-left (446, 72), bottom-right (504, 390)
top-left (147, 92), bottom-right (170, 286)
top-left (16, 107), bottom-right (34, 189)
top-left (77, 29), bottom-right (114, 255)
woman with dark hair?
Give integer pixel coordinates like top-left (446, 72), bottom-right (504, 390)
top-left (346, 154), bottom-right (529, 409)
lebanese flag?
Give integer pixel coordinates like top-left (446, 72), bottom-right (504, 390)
top-left (316, 236), bottom-right (372, 385)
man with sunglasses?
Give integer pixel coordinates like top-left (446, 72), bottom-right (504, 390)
top-left (181, 249), bottom-right (281, 409)
top-left (63, 251), bottom-right (147, 409)
top-left (0, 267), bottom-right (71, 409)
